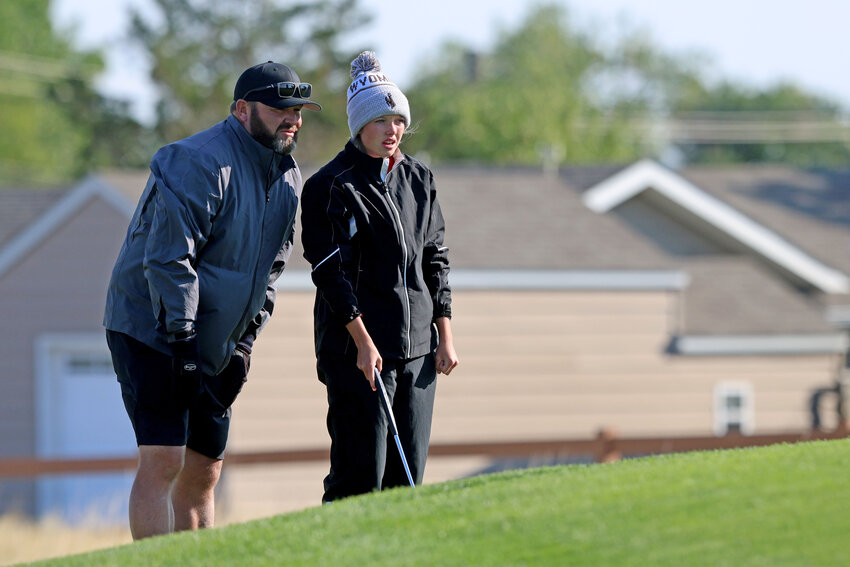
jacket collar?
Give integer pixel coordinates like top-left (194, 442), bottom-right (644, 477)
top-left (225, 114), bottom-right (296, 175)
top-left (343, 139), bottom-right (406, 180)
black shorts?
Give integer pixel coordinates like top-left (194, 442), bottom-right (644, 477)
top-left (106, 330), bottom-right (240, 460)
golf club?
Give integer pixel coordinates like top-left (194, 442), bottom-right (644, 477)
top-left (374, 367), bottom-right (416, 488)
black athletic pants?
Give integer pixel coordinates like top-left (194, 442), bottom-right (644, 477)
top-left (318, 351), bottom-right (437, 502)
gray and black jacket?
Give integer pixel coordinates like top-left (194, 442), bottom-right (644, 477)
top-left (301, 141), bottom-right (451, 361)
top-left (104, 114), bottom-right (301, 375)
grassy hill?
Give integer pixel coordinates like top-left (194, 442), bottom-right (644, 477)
top-left (24, 439), bottom-right (850, 566)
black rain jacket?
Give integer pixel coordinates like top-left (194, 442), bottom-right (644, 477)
top-left (301, 141), bottom-right (451, 361)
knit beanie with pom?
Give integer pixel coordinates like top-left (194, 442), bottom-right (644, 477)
top-left (346, 51), bottom-right (411, 140)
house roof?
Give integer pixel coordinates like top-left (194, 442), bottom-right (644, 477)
top-left (1, 160), bottom-right (847, 346)
top-left (679, 165), bottom-right (850, 294)
top-left (677, 256), bottom-right (835, 335)
top-left (0, 176), bottom-right (134, 279)
top-left (582, 160), bottom-right (850, 294)
top-left (428, 162), bottom-right (844, 338)
top-left (433, 165), bottom-right (674, 271)
top-left (0, 187), bottom-right (68, 250)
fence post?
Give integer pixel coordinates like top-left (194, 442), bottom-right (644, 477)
top-left (595, 428), bottom-right (621, 463)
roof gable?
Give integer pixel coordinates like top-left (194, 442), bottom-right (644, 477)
top-left (0, 188), bottom-right (66, 250)
top-left (581, 159), bottom-right (850, 294)
top-left (0, 176), bottom-right (135, 279)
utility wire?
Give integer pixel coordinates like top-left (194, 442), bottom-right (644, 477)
top-left (0, 50), bottom-right (96, 80)
top-left (2, 48), bottom-right (849, 144)
top-left (650, 118), bottom-right (850, 144)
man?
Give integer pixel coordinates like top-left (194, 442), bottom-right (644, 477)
top-left (103, 61), bottom-right (321, 540)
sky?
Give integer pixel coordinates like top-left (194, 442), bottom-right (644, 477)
top-left (50, 0), bottom-right (850, 125)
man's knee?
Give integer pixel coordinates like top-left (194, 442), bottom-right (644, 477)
top-left (180, 448), bottom-right (223, 491)
top-left (137, 445), bottom-right (186, 483)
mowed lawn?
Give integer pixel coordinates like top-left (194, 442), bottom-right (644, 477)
top-left (22, 439), bottom-right (850, 566)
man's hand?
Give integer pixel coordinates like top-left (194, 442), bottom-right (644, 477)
top-left (171, 333), bottom-right (203, 406)
top-left (233, 345), bottom-right (251, 375)
top-left (211, 346), bottom-right (250, 409)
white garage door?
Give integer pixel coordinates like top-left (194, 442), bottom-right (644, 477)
top-left (35, 334), bottom-right (136, 525)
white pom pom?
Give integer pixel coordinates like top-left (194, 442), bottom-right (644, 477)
top-left (350, 51), bottom-right (381, 79)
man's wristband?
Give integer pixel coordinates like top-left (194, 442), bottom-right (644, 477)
top-left (171, 329), bottom-right (196, 342)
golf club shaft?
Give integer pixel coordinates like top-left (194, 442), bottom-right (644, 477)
top-left (393, 435), bottom-right (415, 487)
top-left (374, 368), bottom-right (416, 488)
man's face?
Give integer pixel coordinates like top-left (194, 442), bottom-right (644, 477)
top-left (247, 102), bottom-right (303, 155)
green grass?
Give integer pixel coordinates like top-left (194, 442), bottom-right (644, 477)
top-left (23, 439), bottom-right (850, 566)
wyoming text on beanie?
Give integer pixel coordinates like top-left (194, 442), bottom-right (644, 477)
top-left (346, 51), bottom-right (411, 140)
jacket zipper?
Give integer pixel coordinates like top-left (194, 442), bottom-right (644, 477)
top-left (382, 177), bottom-right (412, 359)
top-left (235, 162), bottom-right (275, 357)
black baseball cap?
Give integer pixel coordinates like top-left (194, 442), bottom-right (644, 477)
top-left (233, 61), bottom-right (322, 111)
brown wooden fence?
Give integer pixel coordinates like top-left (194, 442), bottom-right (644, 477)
top-left (2, 426), bottom-right (848, 479)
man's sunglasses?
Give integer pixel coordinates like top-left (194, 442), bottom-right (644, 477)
top-left (242, 82), bottom-right (312, 100)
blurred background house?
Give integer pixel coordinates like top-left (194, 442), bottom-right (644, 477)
top-left (0, 159), bottom-right (847, 521)
top-left (1, 0), bottom-right (850, 526)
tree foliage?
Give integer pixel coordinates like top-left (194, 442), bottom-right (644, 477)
top-left (0, 0), bottom-right (156, 186)
top-left (3, 1), bottom-right (847, 186)
top-left (669, 82), bottom-right (850, 167)
top-left (404, 3), bottom-right (849, 167)
top-left (404, 6), bottom-right (651, 165)
top-left (606, 29), bottom-right (850, 166)
top-left (0, 1), bottom-right (104, 184)
top-left (129, 0), bottom-right (370, 165)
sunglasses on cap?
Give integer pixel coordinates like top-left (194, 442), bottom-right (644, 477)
top-left (242, 81), bottom-right (312, 100)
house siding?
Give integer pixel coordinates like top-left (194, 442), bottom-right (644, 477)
top-left (222, 289), bottom-right (840, 517)
top-left (1, 163), bottom-right (847, 525)
top-left (0, 198), bottom-right (126, 456)
top-left (0, 198), bottom-right (127, 516)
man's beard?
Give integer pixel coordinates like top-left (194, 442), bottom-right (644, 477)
top-left (249, 111), bottom-right (298, 156)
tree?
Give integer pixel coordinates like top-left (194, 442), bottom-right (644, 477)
top-left (0, 1), bottom-right (95, 184)
top-left (403, 5), bottom-right (654, 166)
top-left (668, 82), bottom-right (850, 167)
top-left (0, 0), bottom-right (153, 185)
top-left (602, 28), bottom-right (850, 167)
top-left (129, 0), bottom-right (370, 165)
top-left (404, 3), bottom-right (850, 167)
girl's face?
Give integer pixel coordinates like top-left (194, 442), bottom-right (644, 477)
top-left (359, 114), bottom-right (407, 158)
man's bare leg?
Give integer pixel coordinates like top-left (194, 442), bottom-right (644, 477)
top-left (172, 447), bottom-right (223, 531)
top-left (129, 445), bottom-right (185, 540)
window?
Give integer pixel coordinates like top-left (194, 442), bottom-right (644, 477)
top-left (67, 355), bottom-right (114, 374)
top-left (713, 382), bottom-right (754, 436)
